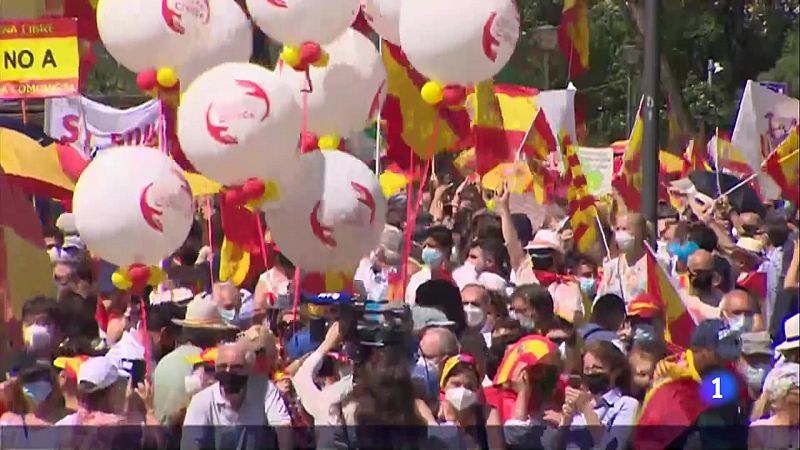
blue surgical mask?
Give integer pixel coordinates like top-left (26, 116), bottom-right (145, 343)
top-left (411, 355), bottom-right (440, 400)
top-left (518, 315), bottom-right (536, 331)
top-left (578, 277), bottom-right (597, 299)
top-left (742, 364), bottom-right (769, 394)
top-left (668, 241), bottom-right (699, 264)
top-left (728, 314), bottom-right (754, 333)
top-left (218, 307), bottom-right (236, 323)
top-left (421, 247), bottom-right (444, 267)
top-left (22, 381), bottom-right (52, 405)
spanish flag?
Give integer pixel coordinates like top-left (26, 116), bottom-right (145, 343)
top-left (644, 243), bottom-right (694, 349)
top-left (381, 42), bottom-right (471, 170)
top-left (558, 0), bottom-right (590, 78)
top-left (563, 133), bottom-right (597, 254)
top-left (683, 139), bottom-right (712, 174)
top-left (472, 80), bottom-right (509, 175)
top-left (612, 97), bottom-right (643, 212)
top-left (763, 125), bottom-right (799, 206)
top-left (0, 166), bottom-right (56, 322)
top-left (0, 128), bottom-right (75, 201)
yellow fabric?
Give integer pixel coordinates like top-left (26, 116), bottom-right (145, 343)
top-left (379, 170), bottom-right (409, 198)
top-left (0, 129), bottom-right (75, 191)
top-left (183, 171), bottom-right (222, 197)
top-left (564, 135), bottom-right (598, 254)
top-left (2, 222), bottom-right (55, 318)
top-left (219, 238), bottom-right (250, 287)
top-left (482, 161), bottom-right (532, 194)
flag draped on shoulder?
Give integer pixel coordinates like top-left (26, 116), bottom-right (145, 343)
top-left (644, 244), bottom-right (694, 349)
top-left (612, 98), bottom-right (644, 211)
top-left (558, 0), bottom-right (590, 78)
top-left (563, 133), bottom-right (597, 253)
top-left (764, 125), bottom-right (799, 206)
top-left (381, 42), bottom-right (471, 169)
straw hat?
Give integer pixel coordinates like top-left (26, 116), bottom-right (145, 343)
top-left (172, 296), bottom-right (239, 330)
top-left (776, 313), bottom-right (799, 352)
top-left (733, 237), bottom-right (765, 259)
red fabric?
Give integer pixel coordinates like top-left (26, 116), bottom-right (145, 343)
top-left (55, 143), bottom-right (89, 182)
top-left (63, 0), bottom-right (99, 41)
top-left (737, 272), bottom-right (767, 299)
top-left (484, 376), bottom-right (566, 422)
top-left (634, 377), bottom-right (708, 450)
top-left (533, 270), bottom-right (573, 288)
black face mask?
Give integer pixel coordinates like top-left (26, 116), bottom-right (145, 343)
top-left (216, 371), bottom-right (249, 395)
top-left (531, 254), bottom-right (555, 271)
top-left (584, 372), bottom-right (611, 395)
top-left (690, 271), bottom-right (715, 293)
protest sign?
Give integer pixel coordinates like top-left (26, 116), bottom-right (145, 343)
top-left (731, 80), bottom-right (799, 199)
top-left (44, 95), bottom-right (161, 157)
top-left (0, 18), bottom-right (79, 99)
top-left (576, 146), bottom-right (613, 195)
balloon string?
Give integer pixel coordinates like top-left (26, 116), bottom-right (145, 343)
top-left (205, 196), bottom-right (214, 292)
top-left (140, 298), bottom-right (151, 378)
top-left (399, 118), bottom-right (441, 302)
top-left (292, 267), bottom-right (300, 331)
top-left (255, 213), bottom-right (269, 272)
top-left (301, 68), bottom-right (313, 94)
top-left (158, 100), bottom-right (169, 292)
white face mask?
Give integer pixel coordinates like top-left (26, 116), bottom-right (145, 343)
top-left (463, 304), bottom-right (486, 329)
top-left (445, 386), bottom-right (479, 411)
top-left (23, 324), bottom-right (53, 352)
top-left (615, 230), bottom-right (636, 252)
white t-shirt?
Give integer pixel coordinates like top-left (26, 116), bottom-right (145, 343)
top-left (405, 267), bottom-right (432, 305)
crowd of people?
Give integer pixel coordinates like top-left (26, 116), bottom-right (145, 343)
top-left (0, 177), bottom-right (799, 450)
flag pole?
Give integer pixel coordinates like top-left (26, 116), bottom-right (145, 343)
top-left (641, 0), bottom-right (661, 245)
top-left (375, 38), bottom-right (383, 175)
top-left (716, 148), bottom-right (799, 200)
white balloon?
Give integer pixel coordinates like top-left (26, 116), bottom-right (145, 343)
top-left (399, 0), bottom-right (519, 84)
top-left (176, 0), bottom-right (253, 89)
top-left (178, 63), bottom-right (302, 186)
top-left (360, 0), bottom-right (400, 44)
top-left (278, 29), bottom-right (387, 137)
top-left (267, 150), bottom-right (386, 273)
top-left (97, 0), bottom-right (213, 72)
top-left (246, 0), bottom-right (361, 46)
top-left (73, 146), bottom-right (194, 266)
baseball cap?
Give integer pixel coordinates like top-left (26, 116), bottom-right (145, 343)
top-left (55, 213), bottom-right (77, 235)
top-left (740, 331), bottom-right (772, 356)
top-left (411, 305), bottom-right (455, 333)
top-left (690, 319), bottom-right (742, 361)
top-left (78, 356), bottom-right (121, 393)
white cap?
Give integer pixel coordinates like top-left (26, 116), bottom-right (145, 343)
top-left (77, 356), bottom-right (120, 392)
top-left (478, 272), bottom-right (507, 293)
top-left (56, 213), bottom-right (78, 236)
top-left (525, 229), bottom-right (563, 253)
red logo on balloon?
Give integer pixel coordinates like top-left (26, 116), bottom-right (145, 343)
top-left (310, 201), bottom-right (337, 247)
top-left (161, 0), bottom-right (210, 35)
top-left (351, 182), bottom-right (376, 224)
top-left (482, 12), bottom-right (500, 62)
top-left (139, 170), bottom-right (192, 233)
top-left (205, 79), bottom-right (271, 145)
top-left (140, 183), bottom-right (164, 232)
top-left (266, 0), bottom-right (288, 8)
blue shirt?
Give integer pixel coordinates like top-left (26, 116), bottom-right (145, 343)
top-left (563, 389), bottom-right (639, 450)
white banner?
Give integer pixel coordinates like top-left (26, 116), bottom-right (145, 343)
top-left (576, 146), bottom-right (614, 195)
top-left (537, 84), bottom-right (577, 145)
top-left (44, 96), bottom-right (161, 158)
top-left (731, 80), bottom-right (799, 199)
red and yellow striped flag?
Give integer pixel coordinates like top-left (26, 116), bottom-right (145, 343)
top-left (0, 166), bottom-right (55, 325)
top-left (764, 125), bottom-right (799, 206)
top-left (523, 107), bottom-right (558, 203)
top-left (472, 80), bottom-right (510, 175)
top-left (682, 138), bottom-right (712, 175)
top-left (558, 0), bottom-right (590, 78)
top-left (644, 244), bottom-right (694, 349)
top-left (381, 42), bottom-right (471, 169)
top-left (612, 98), bottom-right (643, 211)
top-left (563, 133), bottom-right (597, 253)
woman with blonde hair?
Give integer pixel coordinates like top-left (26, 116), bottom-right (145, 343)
top-left (749, 363), bottom-right (799, 449)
